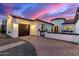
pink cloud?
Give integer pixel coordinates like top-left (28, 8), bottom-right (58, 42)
top-left (31, 4), bottom-right (65, 20)
top-left (3, 4), bottom-right (12, 15)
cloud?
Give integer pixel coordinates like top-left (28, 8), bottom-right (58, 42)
top-left (0, 3), bottom-right (79, 22)
top-left (30, 4), bottom-right (64, 19)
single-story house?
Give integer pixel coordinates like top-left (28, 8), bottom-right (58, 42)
top-left (51, 18), bottom-right (65, 33)
top-left (6, 15), bottom-right (54, 38)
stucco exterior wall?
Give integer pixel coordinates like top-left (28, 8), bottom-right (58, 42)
top-left (12, 23), bottom-right (18, 38)
top-left (7, 15), bottom-right (19, 38)
top-left (6, 15), bottom-right (13, 37)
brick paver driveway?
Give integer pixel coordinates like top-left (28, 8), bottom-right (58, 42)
top-left (20, 36), bottom-right (79, 56)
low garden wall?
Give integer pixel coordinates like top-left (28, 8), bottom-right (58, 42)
top-left (45, 32), bottom-right (79, 44)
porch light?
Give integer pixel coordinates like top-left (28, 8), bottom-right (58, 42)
top-left (31, 25), bottom-right (36, 29)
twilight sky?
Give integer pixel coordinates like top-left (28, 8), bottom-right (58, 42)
top-left (0, 3), bottom-right (79, 22)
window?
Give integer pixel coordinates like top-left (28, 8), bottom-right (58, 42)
top-left (64, 25), bottom-right (73, 30)
top-left (41, 24), bottom-right (45, 31)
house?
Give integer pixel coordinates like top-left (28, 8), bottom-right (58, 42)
top-left (51, 18), bottom-right (65, 33)
top-left (6, 15), bottom-right (53, 38)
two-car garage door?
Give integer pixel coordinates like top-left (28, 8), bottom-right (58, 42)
top-left (19, 24), bottom-right (30, 36)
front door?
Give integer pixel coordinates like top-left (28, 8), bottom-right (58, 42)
top-left (53, 26), bottom-right (58, 33)
top-left (19, 24), bottom-right (30, 36)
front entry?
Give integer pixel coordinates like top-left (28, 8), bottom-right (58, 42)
top-left (19, 24), bottom-right (30, 36)
top-left (53, 26), bottom-right (58, 33)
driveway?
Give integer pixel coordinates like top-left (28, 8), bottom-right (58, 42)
top-left (20, 36), bottom-right (79, 56)
top-left (0, 34), bottom-right (37, 56)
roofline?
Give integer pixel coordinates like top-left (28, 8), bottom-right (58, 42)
top-left (62, 19), bottom-right (75, 24)
top-left (62, 22), bottom-right (75, 25)
top-left (51, 18), bottom-right (66, 21)
top-left (35, 19), bottom-right (54, 25)
top-left (9, 15), bottom-right (34, 21)
top-left (9, 15), bottom-right (54, 25)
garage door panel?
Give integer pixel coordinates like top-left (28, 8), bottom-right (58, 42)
top-left (19, 24), bottom-right (30, 36)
